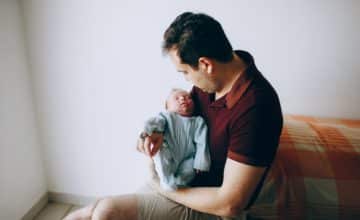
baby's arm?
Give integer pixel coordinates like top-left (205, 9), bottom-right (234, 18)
top-left (143, 112), bottom-right (167, 135)
top-left (193, 117), bottom-right (211, 171)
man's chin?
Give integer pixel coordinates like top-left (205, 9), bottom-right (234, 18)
top-left (200, 87), bottom-right (213, 93)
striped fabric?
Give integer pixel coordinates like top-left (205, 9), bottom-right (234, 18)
top-left (247, 115), bottom-right (360, 220)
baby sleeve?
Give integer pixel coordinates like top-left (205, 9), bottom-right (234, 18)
top-left (143, 112), bottom-right (167, 135)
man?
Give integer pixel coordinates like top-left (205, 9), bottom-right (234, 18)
top-left (64, 12), bottom-right (283, 220)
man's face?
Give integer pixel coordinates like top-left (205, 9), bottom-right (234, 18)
top-left (169, 50), bottom-right (218, 93)
top-left (166, 90), bottom-right (194, 117)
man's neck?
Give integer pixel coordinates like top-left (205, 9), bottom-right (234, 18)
top-left (215, 53), bottom-right (247, 100)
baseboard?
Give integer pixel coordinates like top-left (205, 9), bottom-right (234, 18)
top-left (21, 192), bottom-right (48, 220)
top-left (48, 191), bottom-right (98, 206)
top-left (21, 191), bottom-right (97, 219)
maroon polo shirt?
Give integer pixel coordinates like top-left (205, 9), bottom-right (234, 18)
top-left (190, 50), bottom-right (283, 209)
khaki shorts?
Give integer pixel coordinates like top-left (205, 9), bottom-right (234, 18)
top-left (135, 183), bottom-right (246, 220)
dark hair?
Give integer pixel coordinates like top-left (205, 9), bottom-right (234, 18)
top-left (162, 12), bottom-right (233, 68)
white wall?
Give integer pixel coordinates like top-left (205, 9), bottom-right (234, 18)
top-left (20, 0), bottom-right (360, 198)
top-left (0, 1), bottom-right (47, 219)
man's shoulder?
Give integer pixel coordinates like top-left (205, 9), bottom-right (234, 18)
top-left (228, 75), bottom-right (282, 127)
top-left (240, 74), bottom-right (280, 107)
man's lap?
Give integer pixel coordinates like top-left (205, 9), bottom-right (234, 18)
top-left (135, 183), bottom-right (242, 220)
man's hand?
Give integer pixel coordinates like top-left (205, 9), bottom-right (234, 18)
top-left (136, 132), bottom-right (164, 157)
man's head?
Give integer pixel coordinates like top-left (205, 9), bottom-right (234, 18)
top-left (165, 88), bottom-right (194, 117)
top-left (162, 12), bottom-right (234, 93)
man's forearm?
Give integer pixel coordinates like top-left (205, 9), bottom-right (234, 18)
top-left (154, 159), bottom-right (265, 218)
top-left (161, 186), bottom-right (241, 217)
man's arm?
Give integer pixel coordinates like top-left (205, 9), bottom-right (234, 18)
top-left (157, 158), bottom-right (266, 217)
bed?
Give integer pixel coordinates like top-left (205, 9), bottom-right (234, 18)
top-left (246, 115), bottom-right (360, 220)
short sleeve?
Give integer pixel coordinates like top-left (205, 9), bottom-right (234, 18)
top-left (227, 103), bottom-right (282, 167)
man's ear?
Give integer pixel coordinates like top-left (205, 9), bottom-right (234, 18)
top-left (198, 57), bottom-right (213, 75)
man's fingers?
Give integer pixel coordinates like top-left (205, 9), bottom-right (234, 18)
top-left (143, 137), bottom-right (152, 156)
top-left (137, 138), bottom-right (148, 154)
top-left (149, 133), bottom-right (163, 156)
top-left (136, 139), bottom-right (143, 152)
top-left (150, 142), bottom-right (160, 156)
top-left (137, 133), bottom-right (163, 157)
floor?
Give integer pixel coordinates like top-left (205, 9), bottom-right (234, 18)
top-left (34, 202), bottom-right (82, 220)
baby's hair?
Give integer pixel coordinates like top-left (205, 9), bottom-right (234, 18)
top-left (165, 88), bottom-right (190, 109)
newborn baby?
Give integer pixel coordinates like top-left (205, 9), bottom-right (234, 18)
top-left (141, 88), bottom-right (211, 190)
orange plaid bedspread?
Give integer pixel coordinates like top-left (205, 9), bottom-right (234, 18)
top-left (247, 115), bottom-right (360, 220)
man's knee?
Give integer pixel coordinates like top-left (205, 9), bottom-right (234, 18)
top-left (63, 196), bottom-right (136, 220)
top-left (62, 204), bottom-right (94, 220)
top-left (92, 198), bottom-right (117, 219)
top-left (94, 197), bottom-right (138, 220)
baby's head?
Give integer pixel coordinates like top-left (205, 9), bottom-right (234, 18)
top-left (165, 88), bottom-right (194, 117)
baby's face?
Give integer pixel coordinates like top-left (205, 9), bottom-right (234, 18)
top-left (166, 90), bottom-right (194, 117)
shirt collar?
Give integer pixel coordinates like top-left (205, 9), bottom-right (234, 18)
top-left (225, 50), bottom-right (258, 109)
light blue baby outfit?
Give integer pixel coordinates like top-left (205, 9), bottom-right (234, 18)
top-left (144, 112), bottom-right (211, 191)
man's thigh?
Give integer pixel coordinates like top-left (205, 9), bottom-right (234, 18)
top-left (136, 184), bottom-right (224, 220)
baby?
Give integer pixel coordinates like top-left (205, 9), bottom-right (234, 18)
top-left (141, 88), bottom-right (211, 191)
